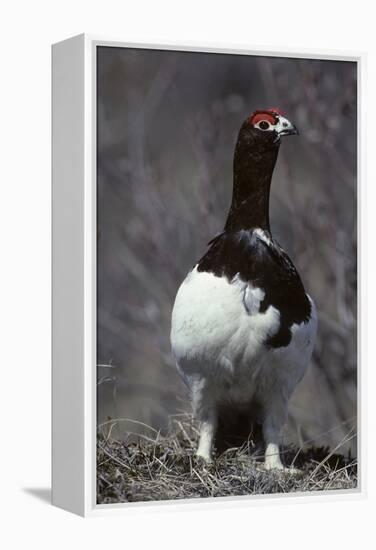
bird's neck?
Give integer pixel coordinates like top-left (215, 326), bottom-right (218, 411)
top-left (224, 144), bottom-right (279, 233)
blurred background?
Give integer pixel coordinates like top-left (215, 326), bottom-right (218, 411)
top-left (97, 47), bottom-right (357, 455)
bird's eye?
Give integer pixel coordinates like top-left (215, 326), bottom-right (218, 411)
top-left (259, 120), bottom-right (270, 130)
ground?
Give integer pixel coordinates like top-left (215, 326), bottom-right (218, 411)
top-left (97, 415), bottom-right (357, 504)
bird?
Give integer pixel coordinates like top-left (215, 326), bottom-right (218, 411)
top-left (170, 108), bottom-right (317, 472)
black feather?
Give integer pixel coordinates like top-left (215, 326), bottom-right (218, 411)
top-left (197, 229), bottom-right (311, 348)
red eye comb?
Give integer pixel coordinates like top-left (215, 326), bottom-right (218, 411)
top-left (248, 108), bottom-right (285, 126)
top-left (251, 112), bottom-right (276, 125)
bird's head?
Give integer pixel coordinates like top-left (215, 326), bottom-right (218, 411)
top-left (237, 108), bottom-right (299, 151)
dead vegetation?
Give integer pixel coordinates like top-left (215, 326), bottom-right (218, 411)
top-left (97, 414), bottom-right (357, 504)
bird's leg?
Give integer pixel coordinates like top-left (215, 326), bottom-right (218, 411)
top-left (196, 409), bottom-right (217, 462)
top-left (262, 398), bottom-right (289, 471)
top-left (190, 377), bottom-right (217, 462)
top-left (264, 441), bottom-right (284, 470)
top-left (263, 439), bottom-right (301, 474)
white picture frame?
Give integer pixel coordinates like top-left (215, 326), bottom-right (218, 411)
top-left (52, 34), bottom-right (364, 517)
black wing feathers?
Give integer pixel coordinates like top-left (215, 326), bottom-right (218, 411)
top-left (196, 229), bottom-right (311, 348)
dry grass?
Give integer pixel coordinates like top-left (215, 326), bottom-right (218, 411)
top-left (97, 414), bottom-right (357, 504)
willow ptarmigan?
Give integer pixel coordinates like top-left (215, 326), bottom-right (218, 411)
top-left (170, 109), bottom-right (317, 471)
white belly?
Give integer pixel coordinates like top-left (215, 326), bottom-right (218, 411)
top-left (170, 266), bottom-right (317, 405)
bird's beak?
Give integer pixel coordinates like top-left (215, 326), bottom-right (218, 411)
top-left (280, 124), bottom-right (299, 136)
top-left (277, 116), bottom-right (299, 137)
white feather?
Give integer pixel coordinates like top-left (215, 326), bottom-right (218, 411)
top-left (170, 265), bottom-right (317, 463)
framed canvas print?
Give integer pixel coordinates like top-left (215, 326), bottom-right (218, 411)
top-left (52, 34), bottom-right (362, 516)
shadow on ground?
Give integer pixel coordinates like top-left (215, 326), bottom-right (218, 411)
top-left (23, 488), bottom-right (51, 504)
